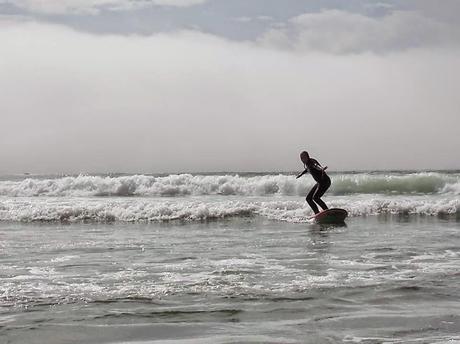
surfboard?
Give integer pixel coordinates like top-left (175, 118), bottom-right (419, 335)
top-left (309, 208), bottom-right (348, 224)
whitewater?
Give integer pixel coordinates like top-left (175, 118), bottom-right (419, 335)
top-left (0, 171), bottom-right (458, 223)
top-left (2, 170), bottom-right (460, 343)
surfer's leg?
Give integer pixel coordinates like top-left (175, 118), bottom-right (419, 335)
top-left (306, 184), bottom-right (320, 214)
top-left (313, 178), bottom-right (331, 211)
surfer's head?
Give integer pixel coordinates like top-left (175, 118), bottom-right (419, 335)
top-left (300, 151), bottom-right (309, 164)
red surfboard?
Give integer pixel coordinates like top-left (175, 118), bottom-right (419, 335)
top-left (309, 208), bottom-right (348, 224)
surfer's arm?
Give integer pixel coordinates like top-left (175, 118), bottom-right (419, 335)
top-left (312, 159), bottom-right (327, 171)
top-left (296, 169), bottom-right (308, 179)
top-left (321, 165), bottom-right (328, 177)
top-left (312, 161), bottom-right (324, 170)
top-left (314, 161), bottom-right (328, 175)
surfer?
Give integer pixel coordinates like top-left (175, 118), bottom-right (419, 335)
top-left (296, 151), bottom-right (331, 214)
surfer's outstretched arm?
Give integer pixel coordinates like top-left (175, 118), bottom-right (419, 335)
top-left (296, 169), bottom-right (308, 179)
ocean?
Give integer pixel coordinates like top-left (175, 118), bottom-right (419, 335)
top-left (1, 171), bottom-right (459, 343)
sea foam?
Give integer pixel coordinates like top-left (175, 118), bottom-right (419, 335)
top-left (0, 196), bottom-right (458, 223)
top-left (0, 172), bottom-right (458, 197)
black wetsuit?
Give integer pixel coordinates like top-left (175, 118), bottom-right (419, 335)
top-left (301, 158), bottom-right (331, 214)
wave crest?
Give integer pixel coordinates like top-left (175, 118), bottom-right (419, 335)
top-left (0, 197), bottom-right (458, 223)
top-left (0, 172), bottom-right (459, 197)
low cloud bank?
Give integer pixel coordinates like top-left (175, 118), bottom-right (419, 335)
top-left (0, 19), bottom-right (459, 173)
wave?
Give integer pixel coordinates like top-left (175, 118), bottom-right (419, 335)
top-left (0, 197), bottom-right (458, 223)
top-left (332, 173), bottom-right (460, 195)
top-left (0, 172), bottom-right (459, 197)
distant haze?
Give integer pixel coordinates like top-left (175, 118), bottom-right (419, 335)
top-left (1, 0), bottom-right (459, 173)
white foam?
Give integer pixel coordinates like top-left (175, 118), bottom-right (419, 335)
top-left (0, 172), bottom-right (458, 198)
top-left (0, 196), bottom-right (457, 223)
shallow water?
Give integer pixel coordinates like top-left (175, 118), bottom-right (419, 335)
top-left (1, 216), bottom-right (460, 343)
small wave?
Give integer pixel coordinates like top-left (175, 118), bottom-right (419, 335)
top-left (0, 172), bottom-right (458, 198)
top-left (332, 173), bottom-right (457, 195)
top-left (0, 199), bottom-right (258, 223)
top-left (0, 197), bottom-right (458, 223)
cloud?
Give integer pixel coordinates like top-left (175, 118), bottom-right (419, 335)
top-left (233, 16), bottom-right (252, 23)
top-left (233, 15), bottom-right (273, 23)
top-left (259, 9), bottom-right (460, 54)
top-left (150, 0), bottom-right (207, 7)
top-left (256, 16), bottom-right (273, 22)
top-left (0, 20), bottom-right (459, 173)
top-left (0, 0), bottom-right (208, 15)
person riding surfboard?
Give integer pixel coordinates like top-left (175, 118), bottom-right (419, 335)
top-left (296, 151), bottom-right (330, 214)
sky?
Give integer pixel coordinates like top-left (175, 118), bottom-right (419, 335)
top-left (0, 0), bottom-right (459, 173)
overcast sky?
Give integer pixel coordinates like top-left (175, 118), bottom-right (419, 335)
top-left (1, 0), bottom-right (459, 173)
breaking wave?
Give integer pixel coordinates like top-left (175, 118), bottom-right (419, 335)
top-left (0, 197), bottom-right (458, 223)
top-left (0, 172), bottom-right (459, 197)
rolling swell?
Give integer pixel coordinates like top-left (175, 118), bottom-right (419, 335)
top-left (0, 172), bottom-right (458, 197)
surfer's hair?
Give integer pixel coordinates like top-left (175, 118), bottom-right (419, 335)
top-left (300, 151), bottom-right (309, 160)
top-left (300, 151), bottom-right (309, 168)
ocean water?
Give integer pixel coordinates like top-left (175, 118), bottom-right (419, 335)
top-left (1, 171), bottom-right (459, 343)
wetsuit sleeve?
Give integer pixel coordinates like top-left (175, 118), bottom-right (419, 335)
top-left (296, 168), bottom-right (309, 178)
top-left (310, 159), bottom-right (323, 171)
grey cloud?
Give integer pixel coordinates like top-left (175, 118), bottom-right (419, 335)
top-left (398, 0), bottom-right (460, 24)
top-left (0, 1), bottom-right (405, 40)
top-left (0, 0), bottom-right (209, 15)
top-left (0, 20), bottom-right (459, 173)
top-left (233, 17), bottom-right (252, 23)
top-left (259, 9), bottom-right (460, 54)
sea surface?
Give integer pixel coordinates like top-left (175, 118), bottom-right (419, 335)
top-left (1, 171), bottom-right (459, 343)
